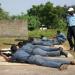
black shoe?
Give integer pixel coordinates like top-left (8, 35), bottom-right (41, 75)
top-left (60, 51), bottom-right (68, 57)
top-left (0, 51), bottom-right (1, 55)
top-left (70, 45), bottom-right (74, 50)
top-left (59, 47), bottom-right (63, 51)
top-left (64, 52), bottom-right (68, 57)
top-left (70, 47), bottom-right (73, 50)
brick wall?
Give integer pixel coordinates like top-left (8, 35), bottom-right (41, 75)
top-left (0, 20), bottom-right (28, 37)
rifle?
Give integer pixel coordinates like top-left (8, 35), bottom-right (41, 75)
top-left (3, 43), bottom-right (16, 45)
top-left (0, 50), bottom-right (10, 52)
top-left (0, 49), bottom-right (11, 57)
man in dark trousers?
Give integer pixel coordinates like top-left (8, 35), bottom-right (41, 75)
top-left (67, 7), bottom-right (75, 51)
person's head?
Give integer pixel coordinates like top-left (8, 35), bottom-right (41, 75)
top-left (68, 7), bottom-right (74, 15)
top-left (57, 30), bottom-right (61, 35)
top-left (22, 40), bottom-right (28, 45)
top-left (40, 35), bottom-right (44, 39)
top-left (11, 44), bottom-right (17, 54)
top-left (28, 37), bottom-right (34, 43)
top-left (17, 42), bottom-right (23, 48)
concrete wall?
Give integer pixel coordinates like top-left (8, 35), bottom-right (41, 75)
top-left (0, 20), bottom-right (28, 37)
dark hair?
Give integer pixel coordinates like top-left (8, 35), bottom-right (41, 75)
top-left (57, 30), bottom-right (60, 34)
top-left (28, 37), bottom-right (34, 42)
top-left (17, 42), bottom-right (23, 48)
top-left (23, 40), bottom-right (28, 45)
top-left (11, 44), bottom-right (17, 54)
top-left (40, 35), bottom-right (44, 39)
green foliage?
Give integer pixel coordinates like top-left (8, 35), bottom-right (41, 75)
top-left (28, 29), bottom-right (66, 38)
top-left (27, 2), bottom-right (68, 29)
top-left (0, 2), bottom-right (75, 30)
top-left (57, 19), bottom-right (67, 29)
top-left (0, 8), bottom-right (9, 20)
top-left (28, 16), bottom-right (41, 30)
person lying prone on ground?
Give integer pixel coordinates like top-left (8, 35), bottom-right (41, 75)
top-left (2, 41), bottom-right (67, 58)
top-left (32, 30), bottom-right (66, 46)
top-left (1, 49), bottom-right (75, 70)
top-left (21, 42), bottom-right (67, 57)
top-left (53, 30), bottom-right (67, 45)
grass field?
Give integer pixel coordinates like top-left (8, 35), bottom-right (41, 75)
top-left (28, 29), bottom-right (62, 38)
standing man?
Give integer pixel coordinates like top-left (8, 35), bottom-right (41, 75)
top-left (67, 7), bottom-right (75, 51)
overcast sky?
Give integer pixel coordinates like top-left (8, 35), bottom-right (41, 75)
top-left (0, 0), bottom-right (75, 15)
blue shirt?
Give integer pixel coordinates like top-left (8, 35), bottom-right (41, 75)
top-left (67, 14), bottom-right (75, 26)
top-left (21, 43), bottom-right (34, 53)
top-left (11, 50), bottom-right (30, 62)
top-left (56, 33), bottom-right (66, 40)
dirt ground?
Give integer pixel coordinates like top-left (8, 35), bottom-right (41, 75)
top-left (0, 61), bottom-right (75, 75)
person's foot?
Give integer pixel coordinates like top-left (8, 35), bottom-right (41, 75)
top-left (60, 50), bottom-right (68, 57)
top-left (73, 47), bottom-right (75, 52)
top-left (59, 64), bottom-right (68, 70)
top-left (0, 51), bottom-right (1, 55)
top-left (63, 52), bottom-right (68, 57)
top-left (70, 61), bottom-right (75, 65)
top-left (59, 47), bottom-right (63, 51)
top-left (70, 46), bottom-right (73, 50)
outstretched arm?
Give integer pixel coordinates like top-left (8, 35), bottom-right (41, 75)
top-left (1, 53), bottom-right (12, 62)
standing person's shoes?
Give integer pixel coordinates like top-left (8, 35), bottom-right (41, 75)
top-left (70, 45), bottom-right (75, 51)
top-left (73, 46), bottom-right (75, 51)
top-left (70, 47), bottom-right (73, 50)
top-left (74, 48), bottom-right (75, 52)
top-left (69, 46), bottom-right (74, 50)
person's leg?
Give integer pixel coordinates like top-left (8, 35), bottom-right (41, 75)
top-left (42, 41), bottom-right (53, 46)
top-left (38, 46), bottom-right (61, 52)
top-left (41, 56), bottom-right (75, 65)
top-left (33, 48), bottom-right (49, 56)
top-left (33, 48), bottom-right (61, 56)
top-left (32, 40), bottom-right (43, 45)
top-left (47, 51), bottom-right (61, 57)
top-left (67, 27), bottom-right (74, 50)
top-left (28, 55), bottom-right (68, 70)
top-left (36, 46), bottom-right (67, 57)
top-left (48, 59), bottom-right (71, 64)
top-left (28, 55), bottom-right (62, 68)
top-left (33, 40), bottom-right (53, 46)
top-left (74, 40), bottom-right (75, 51)
top-left (71, 26), bottom-right (75, 51)
top-left (48, 49), bottom-right (68, 57)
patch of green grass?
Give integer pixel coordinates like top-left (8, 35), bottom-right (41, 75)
top-left (29, 29), bottom-right (56, 38)
top-left (28, 29), bottom-right (66, 38)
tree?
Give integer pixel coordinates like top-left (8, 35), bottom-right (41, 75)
top-left (28, 16), bottom-right (41, 30)
top-left (0, 3), bottom-right (9, 20)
